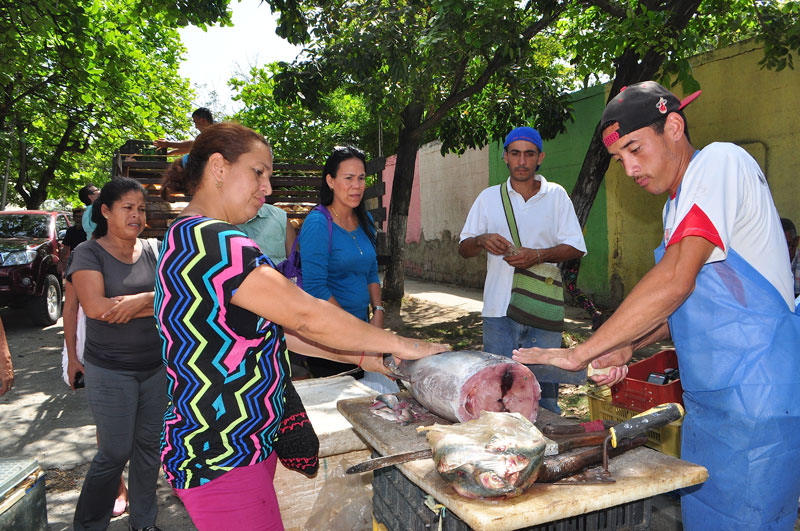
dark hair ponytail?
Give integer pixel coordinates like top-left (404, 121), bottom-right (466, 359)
top-left (161, 122), bottom-right (270, 200)
top-left (91, 177), bottom-right (146, 238)
top-left (320, 145), bottom-right (375, 246)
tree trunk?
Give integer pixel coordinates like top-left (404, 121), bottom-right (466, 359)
top-left (16, 115), bottom-right (81, 210)
top-left (382, 103), bottom-right (423, 302)
top-left (570, 48), bottom-right (669, 229)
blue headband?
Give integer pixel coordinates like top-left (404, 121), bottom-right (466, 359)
top-left (503, 127), bottom-right (543, 151)
top-left (182, 154), bottom-right (189, 167)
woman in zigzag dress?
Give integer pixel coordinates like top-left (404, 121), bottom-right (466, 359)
top-left (155, 122), bottom-right (447, 530)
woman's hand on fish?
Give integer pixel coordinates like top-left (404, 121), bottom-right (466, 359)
top-left (392, 338), bottom-right (450, 361)
top-left (511, 346), bottom-right (583, 371)
top-left (360, 353), bottom-right (392, 376)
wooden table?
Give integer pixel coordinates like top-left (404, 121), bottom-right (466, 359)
top-left (338, 395), bottom-right (707, 531)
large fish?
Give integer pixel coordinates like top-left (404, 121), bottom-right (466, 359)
top-left (389, 350), bottom-right (541, 423)
top-left (418, 411), bottom-right (547, 498)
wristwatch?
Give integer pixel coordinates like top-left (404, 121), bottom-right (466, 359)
top-left (373, 305), bottom-right (385, 313)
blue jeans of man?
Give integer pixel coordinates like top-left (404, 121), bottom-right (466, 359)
top-left (483, 316), bottom-right (563, 414)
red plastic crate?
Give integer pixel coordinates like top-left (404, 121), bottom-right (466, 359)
top-left (611, 349), bottom-right (683, 411)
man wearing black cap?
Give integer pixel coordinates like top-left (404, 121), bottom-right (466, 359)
top-left (514, 81), bottom-right (800, 529)
top-left (459, 126), bottom-right (586, 414)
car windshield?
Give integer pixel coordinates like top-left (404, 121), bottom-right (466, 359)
top-left (0, 214), bottom-right (51, 239)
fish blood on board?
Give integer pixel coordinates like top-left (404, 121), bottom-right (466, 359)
top-left (391, 351), bottom-right (541, 423)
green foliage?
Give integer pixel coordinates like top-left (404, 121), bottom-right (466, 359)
top-left (246, 0), bottom-right (798, 160)
top-left (135, 0), bottom-right (233, 28)
top-left (754, 1), bottom-right (800, 71)
top-left (230, 63), bottom-right (391, 161)
top-left (269, 0), bottom-right (576, 158)
top-left (0, 0), bottom-right (196, 208)
top-left (561, 0), bottom-right (797, 93)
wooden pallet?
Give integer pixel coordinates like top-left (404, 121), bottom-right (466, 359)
top-left (111, 140), bottom-right (387, 252)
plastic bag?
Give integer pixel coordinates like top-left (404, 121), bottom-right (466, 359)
top-left (302, 460), bottom-right (371, 531)
top-left (418, 411), bottom-right (546, 499)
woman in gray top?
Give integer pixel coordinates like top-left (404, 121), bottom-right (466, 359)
top-left (68, 177), bottom-right (165, 531)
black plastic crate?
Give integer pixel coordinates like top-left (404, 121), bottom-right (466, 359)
top-left (372, 463), bottom-right (651, 531)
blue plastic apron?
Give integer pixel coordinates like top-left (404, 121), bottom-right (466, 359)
top-left (655, 199), bottom-right (800, 529)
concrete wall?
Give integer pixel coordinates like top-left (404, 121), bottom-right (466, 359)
top-left (380, 153), bottom-right (422, 241)
top-left (404, 143), bottom-right (490, 286)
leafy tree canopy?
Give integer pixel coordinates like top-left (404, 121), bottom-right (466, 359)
top-left (230, 62), bottom-right (391, 161)
top-left (254, 0), bottom-right (798, 301)
top-left (272, 0), bottom-right (576, 157)
top-left (1, 0), bottom-right (196, 208)
top-left (136, 0), bottom-right (233, 28)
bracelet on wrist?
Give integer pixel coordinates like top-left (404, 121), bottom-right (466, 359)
top-left (373, 305), bottom-right (385, 313)
top-left (358, 351), bottom-right (365, 368)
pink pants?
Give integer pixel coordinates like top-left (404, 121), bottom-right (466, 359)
top-left (174, 453), bottom-right (284, 531)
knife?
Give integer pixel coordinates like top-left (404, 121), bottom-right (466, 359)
top-left (345, 431), bottom-right (608, 474)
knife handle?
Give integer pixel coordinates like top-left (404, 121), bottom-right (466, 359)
top-left (609, 402), bottom-right (684, 448)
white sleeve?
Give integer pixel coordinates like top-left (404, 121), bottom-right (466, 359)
top-left (460, 191), bottom-right (489, 242)
top-left (668, 144), bottom-right (751, 262)
top-left (555, 189), bottom-right (587, 254)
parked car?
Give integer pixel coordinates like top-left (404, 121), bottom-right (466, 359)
top-left (0, 210), bottom-right (70, 325)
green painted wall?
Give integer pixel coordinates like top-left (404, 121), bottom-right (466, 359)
top-left (488, 140), bottom-right (507, 187)
top-left (488, 84), bottom-right (611, 305)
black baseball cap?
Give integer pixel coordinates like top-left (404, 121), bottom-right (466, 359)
top-left (601, 81), bottom-right (701, 148)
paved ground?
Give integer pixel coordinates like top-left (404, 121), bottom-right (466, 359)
top-left (0, 278), bottom-right (711, 531)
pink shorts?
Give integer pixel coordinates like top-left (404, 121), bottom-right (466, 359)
top-left (174, 453), bottom-right (284, 531)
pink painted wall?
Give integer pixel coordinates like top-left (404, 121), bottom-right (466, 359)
top-left (381, 153), bottom-right (422, 243)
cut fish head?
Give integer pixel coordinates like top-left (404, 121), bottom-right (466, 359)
top-left (419, 411), bottom-right (546, 499)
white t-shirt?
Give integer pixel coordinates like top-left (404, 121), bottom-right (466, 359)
top-left (663, 142), bottom-right (794, 309)
top-left (460, 176), bottom-right (587, 317)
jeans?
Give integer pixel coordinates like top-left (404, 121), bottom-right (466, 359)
top-left (74, 362), bottom-right (167, 531)
top-left (483, 316), bottom-right (566, 414)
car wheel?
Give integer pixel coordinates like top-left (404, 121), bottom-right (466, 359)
top-left (30, 274), bottom-right (62, 326)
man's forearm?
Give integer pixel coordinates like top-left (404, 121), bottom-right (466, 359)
top-left (458, 237), bottom-right (483, 258)
top-left (573, 237), bottom-right (713, 365)
top-left (537, 244), bottom-right (584, 264)
top-left (632, 321), bottom-right (671, 351)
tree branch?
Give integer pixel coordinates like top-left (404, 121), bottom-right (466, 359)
top-left (580, 0), bottom-right (626, 18)
top-left (35, 115), bottom-right (82, 203)
top-left (14, 125), bottom-right (30, 205)
top-left (449, 57), bottom-right (470, 98)
top-left (0, 72), bottom-right (64, 123)
top-left (415, 4), bottom-right (567, 136)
